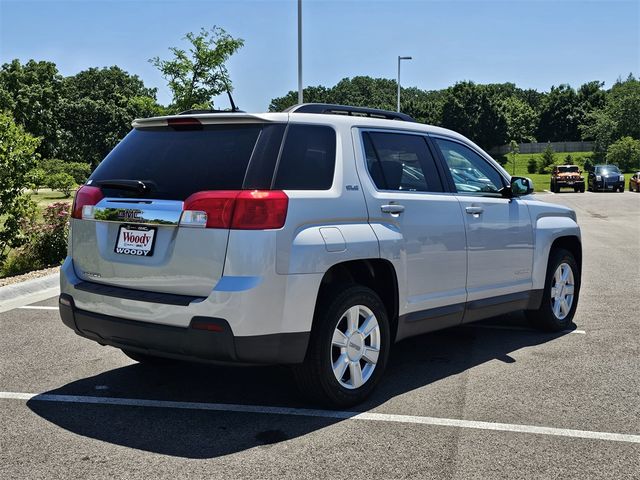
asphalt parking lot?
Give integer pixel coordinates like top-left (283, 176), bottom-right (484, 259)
top-left (1, 191), bottom-right (639, 479)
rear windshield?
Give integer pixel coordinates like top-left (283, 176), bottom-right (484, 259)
top-left (90, 122), bottom-right (337, 199)
top-left (90, 124), bottom-right (264, 200)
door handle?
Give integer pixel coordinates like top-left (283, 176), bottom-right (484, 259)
top-left (465, 206), bottom-right (484, 215)
top-left (381, 204), bottom-right (405, 214)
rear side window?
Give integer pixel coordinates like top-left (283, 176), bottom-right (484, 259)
top-left (90, 124), bottom-right (266, 200)
top-left (364, 131), bottom-right (443, 192)
top-left (273, 125), bottom-right (336, 190)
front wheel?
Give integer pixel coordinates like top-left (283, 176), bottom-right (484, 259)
top-left (293, 285), bottom-right (390, 408)
top-left (526, 248), bottom-right (580, 331)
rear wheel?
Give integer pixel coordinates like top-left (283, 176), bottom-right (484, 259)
top-left (526, 248), bottom-right (580, 332)
top-left (293, 285), bottom-right (390, 408)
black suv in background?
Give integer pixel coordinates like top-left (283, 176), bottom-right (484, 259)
top-left (587, 165), bottom-right (625, 192)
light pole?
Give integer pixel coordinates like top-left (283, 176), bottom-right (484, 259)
top-left (297, 0), bottom-right (303, 104)
top-left (397, 56), bottom-right (412, 112)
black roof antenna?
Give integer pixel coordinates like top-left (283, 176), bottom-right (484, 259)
top-left (220, 74), bottom-right (241, 112)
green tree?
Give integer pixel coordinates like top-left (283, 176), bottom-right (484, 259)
top-left (440, 81), bottom-right (508, 150)
top-left (58, 66), bottom-right (162, 167)
top-left (26, 168), bottom-right (46, 193)
top-left (40, 159), bottom-right (91, 184)
top-left (0, 112), bottom-right (39, 262)
top-left (502, 97), bottom-right (537, 143)
top-left (537, 84), bottom-right (580, 141)
top-left (607, 74), bottom-right (640, 140)
top-left (47, 172), bottom-right (76, 197)
top-left (538, 143), bottom-right (555, 174)
top-left (527, 157), bottom-right (538, 174)
top-left (508, 140), bottom-right (519, 175)
top-left (151, 27), bottom-right (244, 112)
top-left (606, 136), bottom-right (640, 172)
top-left (580, 109), bottom-right (617, 160)
top-left (0, 59), bottom-right (63, 158)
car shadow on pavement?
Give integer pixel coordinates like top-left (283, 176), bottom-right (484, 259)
top-left (27, 312), bottom-right (575, 458)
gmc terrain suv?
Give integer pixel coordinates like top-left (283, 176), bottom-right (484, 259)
top-left (59, 104), bottom-right (582, 407)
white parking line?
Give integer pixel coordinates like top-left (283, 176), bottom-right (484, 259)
top-left (1, 391), bottom-right (637, 444)
top-left (469, 324), bottom-right (586, 335)
top-left (18, 306), bottom-right (58, 311)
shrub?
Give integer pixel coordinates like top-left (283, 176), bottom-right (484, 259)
top-left (538, 143), bottom-right (555, 174)
top-left (26, 168), bottom-right (46, 193)
top-left (0, 112), bottom-right (40, 264)
top-left (583, 158), bottom-right (594, 172)
top-left (606, 137), bottom-right (640, 172)
top-left (40, 159), bottom-right (91, 184)
top-left (527, 157), bottom-right (538, 174)
top-left (565, 154), bottom-right (572, 164)
top-left (47, 172), bottom-right (76, 197)
top-left (2, 202), bottom-right (70, 276)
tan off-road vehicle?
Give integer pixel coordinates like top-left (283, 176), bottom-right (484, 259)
top-left (550, 165), bottom-right (585, 193)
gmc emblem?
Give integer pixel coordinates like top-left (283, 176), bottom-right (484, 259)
top-left (117, 209), bottom-right (143, 221)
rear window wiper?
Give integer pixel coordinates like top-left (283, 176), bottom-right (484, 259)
top-left (92, 179), bottom-right (154, 194)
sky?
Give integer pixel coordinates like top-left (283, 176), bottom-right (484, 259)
top-left (1, 0), bottom-right (639, 112)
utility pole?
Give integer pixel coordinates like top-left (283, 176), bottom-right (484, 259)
top-left (298, 0), bottom-right (303, 104)
top-left (397, 56), bottom-right (412, 112)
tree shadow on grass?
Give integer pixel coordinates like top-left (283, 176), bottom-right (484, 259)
top-left (27, 312), bottom-right (575, 458)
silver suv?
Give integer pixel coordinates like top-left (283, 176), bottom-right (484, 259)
top-left (59, 104), bottom-right (582, 407)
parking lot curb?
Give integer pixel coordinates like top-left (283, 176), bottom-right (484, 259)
top-left (0, 273), bottom-right (59, 314)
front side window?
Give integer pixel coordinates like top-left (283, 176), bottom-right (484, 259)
top-left (363, 132), bottom-right (443, 192)
top-left (434, 138), bottom-right (505, 195)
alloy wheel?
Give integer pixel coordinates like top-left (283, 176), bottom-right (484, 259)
top-left (330, 305), bottom-right (381, 389)
top-left (550, 263), bottom-right (575, 320)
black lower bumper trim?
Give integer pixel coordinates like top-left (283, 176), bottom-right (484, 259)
top-left (59, 296), bottom-right (309, 365)
top-left (74, 280), bottom-right (205, 306)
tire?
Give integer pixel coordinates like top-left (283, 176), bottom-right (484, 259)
top-left (526, 248), bottom-right (580, 332)
top-left (122, 349), bottom-right (176, 366)
top-left (573, 187), bottom-right (579, 193)
top-left (292, 285), bottom-right (390, 408)
top-left (579, 186), bottom-right (585, 193)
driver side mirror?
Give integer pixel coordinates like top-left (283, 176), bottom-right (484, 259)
top-left (509, 176), bottom-right (534, 197)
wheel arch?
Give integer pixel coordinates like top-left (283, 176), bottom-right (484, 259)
top-left (313, 259), bottom-right (400, 342)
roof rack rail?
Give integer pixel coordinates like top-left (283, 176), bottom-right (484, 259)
top-left (178, 108), bottom-right (245, 115)
top-left (284, 103), bottom-right (416, 122)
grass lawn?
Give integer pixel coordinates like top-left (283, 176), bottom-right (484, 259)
top-left (28, 188), bottom-right (75, 220)
top-left (496, 151), bottom-right (636, 193)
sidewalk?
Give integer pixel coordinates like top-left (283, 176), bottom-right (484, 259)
top-left (0, 273), bottom-right (60, 314)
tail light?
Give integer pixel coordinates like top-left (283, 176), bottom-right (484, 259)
top-left (182, 190), bottom-right (288, 229)
top-left (72, 185), bottom-right (104, 219)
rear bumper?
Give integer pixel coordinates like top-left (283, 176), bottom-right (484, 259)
top-left (59, 294), bottom-right (309, 365)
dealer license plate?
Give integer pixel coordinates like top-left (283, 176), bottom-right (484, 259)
top-left (114, 225), bottom-right (157, 257)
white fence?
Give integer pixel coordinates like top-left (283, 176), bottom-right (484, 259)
top-left (489, 141), bottom-right (595, 156)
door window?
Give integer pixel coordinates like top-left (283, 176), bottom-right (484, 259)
top-left (363, 132), bottom-right (443, 192)
top-left (434, 138), bottom-right (505, 196)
